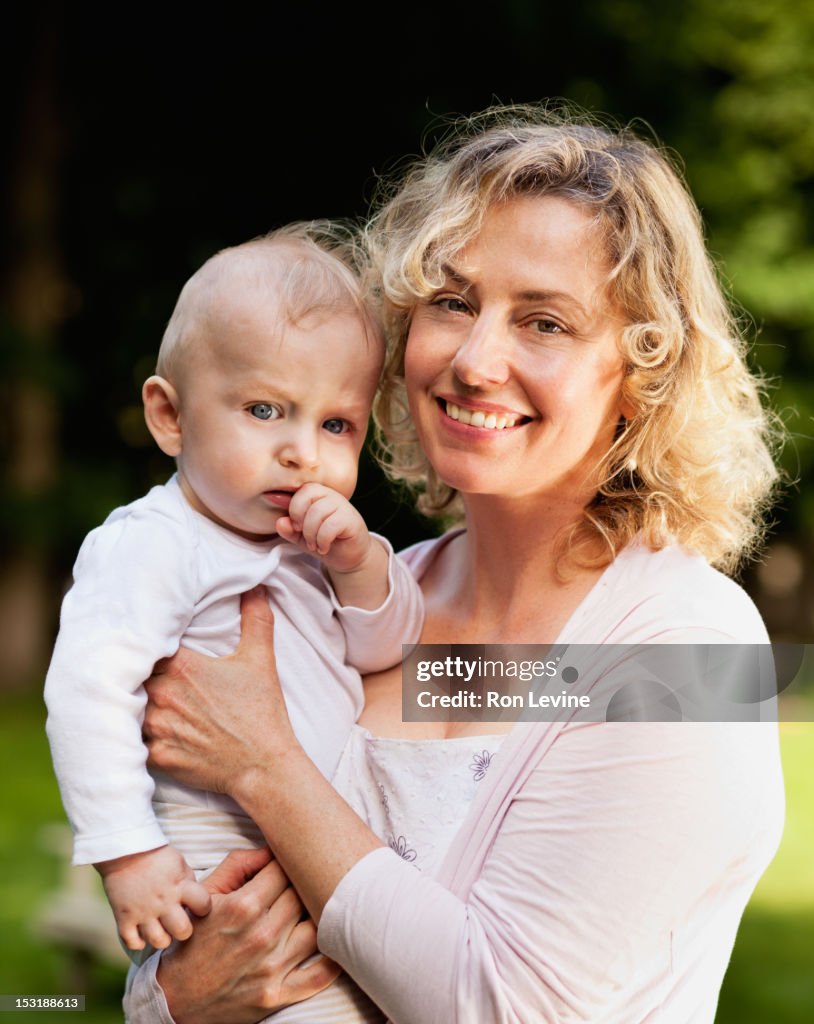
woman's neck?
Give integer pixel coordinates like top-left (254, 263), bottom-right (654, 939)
top-left (434, 493), bottom-right (603, 644)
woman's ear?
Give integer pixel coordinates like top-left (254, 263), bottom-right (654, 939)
top-left (143, 375), bottom-right (183, 456)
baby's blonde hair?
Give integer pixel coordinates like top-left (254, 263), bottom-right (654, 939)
top-left (157, 221), bottom-right (378, 382)
top-left (368, 104), bottom-right (782, 573)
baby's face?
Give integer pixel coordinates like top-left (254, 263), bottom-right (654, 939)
top-left (175, 307), bottom-right (382, 539)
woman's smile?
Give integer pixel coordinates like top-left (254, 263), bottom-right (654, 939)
top-left (436, 395), bottom-right (534, 432)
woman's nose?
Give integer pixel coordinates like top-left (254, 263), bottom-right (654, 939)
top-left (450, 318), bottom-right (511, 388)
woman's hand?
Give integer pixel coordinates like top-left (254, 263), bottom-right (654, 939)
top-left (146, 583), bottom-right (384, 927)
top-left (144, 587), bottom-right (297, 798)
top-left (157, 847), bottom-right (341, 1024)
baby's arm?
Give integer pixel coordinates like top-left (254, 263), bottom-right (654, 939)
top-left (45, 498), bottom-right (198, 866)
top-left (96, 845), bottom-right (211, 951)
top-left (277, 483), bottom-right (424, 673)
top-left (276, 483), bottom-right (389, 609)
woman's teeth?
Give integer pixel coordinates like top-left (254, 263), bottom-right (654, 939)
top-left (444, 400), bottom-right (523, 430)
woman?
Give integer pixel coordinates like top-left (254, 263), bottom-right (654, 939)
top-left (127, 106), bottom-right (785, 1023)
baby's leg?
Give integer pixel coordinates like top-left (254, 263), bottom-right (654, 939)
top-left (153, 800), bottom-right (267, 876)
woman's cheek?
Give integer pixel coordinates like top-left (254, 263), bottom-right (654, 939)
top-left (405, 315), bottom-right (451, 380)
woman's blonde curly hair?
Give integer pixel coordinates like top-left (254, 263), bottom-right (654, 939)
top-left (367, 105), bottom-right (782, 574)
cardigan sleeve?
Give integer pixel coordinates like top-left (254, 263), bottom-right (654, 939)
top-left (318, 720), bottom-right (783, 1024)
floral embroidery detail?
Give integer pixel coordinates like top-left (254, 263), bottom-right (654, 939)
top-left (388, 834), bottom-right (417, 862)
top-left (470, 750), bottom-right (493, 781)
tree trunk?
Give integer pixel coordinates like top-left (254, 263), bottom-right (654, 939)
top-left (1, 15), bottom-right (68, 689)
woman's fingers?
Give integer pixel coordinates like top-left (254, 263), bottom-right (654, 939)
top-left (154, 859), bottom-right (335, 1021)
top-left (231, 855), bottom-right (294, 917)
top-left (204, 847), bottom-right (273, 895)
top-left (284, 919), bottom-right (322, 964)
top-left (280, 941), bottom-right (343, 1002)
top-left (234, 586), bottom-right (277, 665)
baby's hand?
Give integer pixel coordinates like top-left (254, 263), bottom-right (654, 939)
top-left (276, 483), bottom-right (372, 574)
top-left (95, 844), bottom-right (212, 951)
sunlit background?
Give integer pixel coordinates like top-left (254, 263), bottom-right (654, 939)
top-left (2, 2), bottom-right (812, 1020)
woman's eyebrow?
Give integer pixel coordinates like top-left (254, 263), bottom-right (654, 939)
top-left (515, 289), bottom-right (590, 318)
top-left (441, 264), bottom-right (590, 317)
top-left (439, 264), bottom-right (474, 293)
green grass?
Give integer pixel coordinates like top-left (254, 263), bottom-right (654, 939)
top-left (0, 693), bottom-right (127, 1023)
top-left (1, 691), bottom-right (811, 1021)
top-left (716, 719), bottom-right (814, 1022)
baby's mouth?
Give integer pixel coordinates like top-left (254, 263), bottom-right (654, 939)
top-left (263, 489), bottom-right (296, 510)
top-left (439, 399), bottom-right (531, 431)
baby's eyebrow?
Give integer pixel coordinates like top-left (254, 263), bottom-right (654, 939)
top-left (221, 385), bottom-right (279, 408)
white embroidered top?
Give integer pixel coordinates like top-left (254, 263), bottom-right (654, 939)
top-left (264, 726), bottom-right (507, 1024)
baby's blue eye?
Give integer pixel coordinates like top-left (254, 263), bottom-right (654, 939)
top-left (323, 418), bottom-right (349, 435)
top-left (249, 404), bottom-right (279, 420)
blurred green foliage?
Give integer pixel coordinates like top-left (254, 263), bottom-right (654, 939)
top-left (677, 0), bottom-right (814, 519)
top-left (583, 0), bottom-right (814, 522)
top-left (3, 1), bottom-right (813, 574)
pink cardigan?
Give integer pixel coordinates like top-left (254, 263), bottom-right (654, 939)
top-left (317, 537), bottom-right (784, 1023)
top-left (125, 536), bottom-right (784, 1023)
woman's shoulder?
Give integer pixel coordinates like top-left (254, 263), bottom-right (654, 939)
top-left (397, 528), bottom-right (466, 583)
top-left (567, 538), bottom-right (769, 644)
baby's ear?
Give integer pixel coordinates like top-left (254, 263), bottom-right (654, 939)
top-left (143, 376), bottom-right (183, 457)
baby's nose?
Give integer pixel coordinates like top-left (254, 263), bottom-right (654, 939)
top-left (278, 429), bottom-right (320, 471)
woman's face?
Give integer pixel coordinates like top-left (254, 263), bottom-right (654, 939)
top-left (405, 195), bottom-right (628, 507)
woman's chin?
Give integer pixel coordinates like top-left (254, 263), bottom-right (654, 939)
top-left (434, 467), bottom-right (498, 497)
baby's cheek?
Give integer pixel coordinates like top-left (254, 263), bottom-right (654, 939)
top-left (334, 453), bottom-right (361, 499)
top-left (219, 450), bottom-right (261, 489)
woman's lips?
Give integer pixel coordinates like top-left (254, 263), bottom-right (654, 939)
top-left (263, 490), bottom-right (295, 510)
top-left (437, 398), bottom-right (531, 431)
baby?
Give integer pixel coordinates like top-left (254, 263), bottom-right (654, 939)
top-left (45, 223), bottom-right (423, 956)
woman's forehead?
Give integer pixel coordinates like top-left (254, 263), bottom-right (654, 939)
top-left (448, 196), bottom-right (615, 309)
top-left (463, 194), bottom-right (602, 257)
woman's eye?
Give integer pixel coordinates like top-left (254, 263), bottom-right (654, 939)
top-left (531, 319), bottom-right (564, 335)
top-left (323, 418), bottom-right (349, 435)
top-left (437, 296), bottom-right (470, 314)
top-left (248, 403), bottom-right (279, 420)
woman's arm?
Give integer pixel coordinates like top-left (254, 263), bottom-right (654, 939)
top-left (144, 587), bottom-right (384, 923)
top-left (123, 847), bottom-right (341, 1024)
